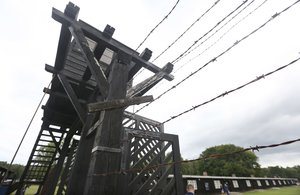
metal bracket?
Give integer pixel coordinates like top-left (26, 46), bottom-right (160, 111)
top-left (92, 146), bottom-right (121, 153)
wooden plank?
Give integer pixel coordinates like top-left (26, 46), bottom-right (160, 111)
top-left (82, 45), bottom-right (107, 81)
top-left (78, 20), bottom-right (174, 81)
top-left (52, 3), bottom-right (79, 71)
top-left (149, 165), bottom-right (173, 195)
top-left (84, 51), bottom-right (130, 195)
top-left (127, 71), bottom-right (165, 98)
top-left (67, 114), bottom-right (96, 195)
top-left (68, 50), bottom-right (87, 64)
top-left (136, 155), bottom-right (173, 194)
top-left (128, 142), bottom-right (172, 188)
top-left (87, 95), bottom-right (153, 112)
top-left (45, 64), bottom-right (97, 88)
top-left (52, 8), bottom-right (174, 81)
top-left (65, 56), bottom-right (87, 70)
top-left (69, 25), bottom-right (109, 97)
top-left (64, 63), bottom-right (85, 77)
top-left (58, 73), bottom-right (86, 123)
top-left (128, 48), bottom-right (152, 80)
top-left (171, 134), bottom-right (184, 195)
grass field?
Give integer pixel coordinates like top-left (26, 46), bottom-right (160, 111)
top-left (23, 185), bottom-right (58, 195)
top-left (243, 186), bottom-right (300, 195)
top-left (22, 185), bottom-right (300, 195)
top-left (24, 185), bottom-right (38, 195)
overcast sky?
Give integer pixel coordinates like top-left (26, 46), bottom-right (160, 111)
top-left (1, 0), bottom-right (300, 168)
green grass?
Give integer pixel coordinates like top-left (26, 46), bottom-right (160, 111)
top-left (24, 185), bottom-right (38, 195)
top-left (243, 186), bottom-right (300, 195)
top-left (22, 185), bottom-right (300, 195)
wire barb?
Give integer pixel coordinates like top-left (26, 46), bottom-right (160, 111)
top-left (160, 56), bottom-right (300, 125)
top-left (92, 138), bottom-right (300, 177)
top-left (134, 0), bottom-right (300, 114)
top-left (135, 0), bottom-right (180, 51)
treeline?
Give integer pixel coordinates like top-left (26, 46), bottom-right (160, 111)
top-left (260, 165), bottom-right (300, 179)
top-left (0, 161), bottom-right (24, 179)
top-left (180, 144), bottom-right (300, 180)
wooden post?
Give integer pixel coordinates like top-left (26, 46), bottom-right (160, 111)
top-left (84, 51), bottom-right (131, 195)
top-left (66, 113), bottom-right (96, 195)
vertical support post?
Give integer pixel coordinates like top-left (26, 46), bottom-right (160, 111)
top-left (172, 135), bottom-right (184, 195)
top-left (57, 139), bottom-right (78, 195)
top-left (66, 114), bottom-right (96, 195)
top-left (84, 51), bottom-right (131, 195)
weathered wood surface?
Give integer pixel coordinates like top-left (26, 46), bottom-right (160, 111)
top-left (58, 73), bottom-right (85, 123)
top-left (53, 3), bottom-right (79, 71)
top-left (87, 95), bottom-right (153, 112)
top-left (127, 62), bottom-right (173, 97)
top-left (85, 51), bottom-right (131, 195)
top-left (52, 8), bottom-right (174, 81)
top-left (69, 25), bottom-right (109, 97)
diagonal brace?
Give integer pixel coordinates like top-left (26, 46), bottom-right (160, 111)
top-left (127, 63), bottom-right (173, 97)
top-left (69, 25), bottom-right (109, 97)
top-left (58, 74), bottom-right (86, 123)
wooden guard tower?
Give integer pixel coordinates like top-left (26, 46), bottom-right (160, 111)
top-left (15, 2), bottom-right (183, 195)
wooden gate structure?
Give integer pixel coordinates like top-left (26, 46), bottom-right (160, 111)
top-left (15, 2), bottom-right (183, 195)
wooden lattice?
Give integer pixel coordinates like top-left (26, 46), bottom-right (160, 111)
top-left (121, 112), bottom-right (183, 195)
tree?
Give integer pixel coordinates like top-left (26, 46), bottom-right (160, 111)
top-left (198, 144), bottom-right (260, 176)
top-left (0, 161), bottom-right (25, 179)
top-left (260, 165), bottom-right (300, 179)
top-left (181, 144), bottom-right (260, 176)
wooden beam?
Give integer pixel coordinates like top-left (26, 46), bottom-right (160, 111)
top-left (51, 8), bottom-right (174, 81)
top-left (78, 20), bottom-right (174, 81)
top-left (127, 63), bottom-right (173, 97)
top-left (52, 2), bottom-right (79, 71)
top-left (45, 64), bottom-right (96, 89)
top-left (128, 48), bottom-right (152, 80)
top-left (84, 51), bottom-right (130, 195)
top-left (87, 95), bottom-right (153, 112)
top-left (127, 72), bottom-right (165, 98)
top-left (81, 25), bottom-right (115, 81)
top-left (58, 73), bottom-right (85, 123)
top-left (69, 25), bottom-right (109, 97)
top-left (43, 87), bottom-right (87, 104)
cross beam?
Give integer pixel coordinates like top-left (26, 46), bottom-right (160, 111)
top-left (87, 95), bottom-right (153, 112)
top-left (52, 7), bottom-right (174, 81)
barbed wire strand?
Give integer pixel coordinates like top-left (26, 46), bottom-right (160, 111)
top-left (151, 0), bottom-right (222, 63)
top-left (173, 0), bottom-right (256, 65)
top-left (151, 0), bottom-right (268, 94)
top-left (93, 138), bottom-right (300, 176)
top-left (150, 0), bottom-right (266, 94)
top-left (130, 0), bottom-right (180, 85)
top-left (134, 0), bottom-right (300, 114)
top-left (171, 0), bottom-right (250, 64)
top-left (162, 56), bottom-right (300, 125)
top-left (174, 0), bottom-right (269, 73)
top-left (1, 79), bottom-right (53, 184)
top-left (136, 0), bottom-right (180, 51)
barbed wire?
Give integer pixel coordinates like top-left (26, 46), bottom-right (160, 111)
top-left (161, 56), bottom-right (300, 125)
top-left (151, 0), bottom-right (267, 94)
top-left (171, 0), bottom-right (250, 64)
top-left (1, 79), bottom-right (53, 184)
top-left (136, 0), bottom-right (180, 51)
top-left (174, 0), bottom-right (269, 74)
top-left (173, 0), bottom-right (256, 65)
top-left (134, 0), bottom-right (300, 114)
top-left (93, 138), bottom-right (300, 176)
top-left (151, 0), bottom-right (222, 63)
top-left (149, 0), bottom-right (268, 95)
top-left (131, 0), bottom-right (180, 85)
